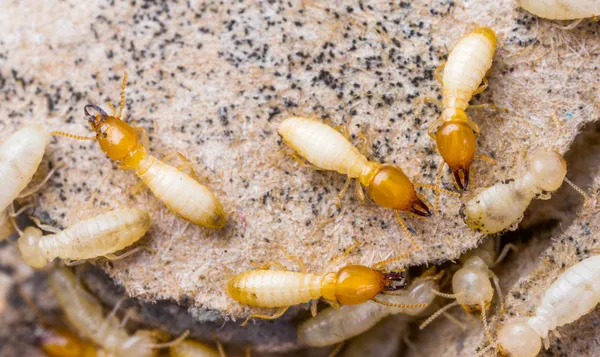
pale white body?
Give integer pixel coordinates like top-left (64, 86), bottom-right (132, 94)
top-left (0, 209), bottom-right (14, 241)
top-left (136, 155), bottom-right (226, 229)
top-left (453, 256), bottom-right (495, 311)
top-left (278, 117), bottom-right (377, 185)
top-left (441, 28), bottom-right (496, 118)
top-left (18, 208), bottom-right (151, 268)
top-left (518, 0), bottom-right (600, 20)
top-left (340, 314), bottom-right (407, 357)
top-left (169, 340), bottom-right (220, 357)
top-left (463, 150), bottom-right (567, 234)
top-left (0, 125), bottom-right (47, 211)
top-left (298, 279), bottom-right (436, 347)
top-left (50, 268), bottom-right (156, 357)
top-left (498, 255), bottom-right (600, 357)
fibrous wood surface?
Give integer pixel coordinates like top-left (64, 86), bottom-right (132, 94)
top-left (0, 0), bottom-right (599, 354)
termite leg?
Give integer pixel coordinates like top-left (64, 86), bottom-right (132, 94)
top-left (552, 18), bottom-right (583, 31)
top-left (473, 154), bottom-right (497, 165)
top-left (394, 211), bottom-right (421, 252)
top-left (333, 123), bottom-right (351, 140)
top-left (488, 269), bottom-right (504, 313)
top-left (473, 77), bottom-right (489, 96)
top-left (434, 62), bottom-right (446, 84)
top-left (217, 340), bottom-right (226, 357)
top-left (354, 179), bottom-right (365, 202)
top-left (64, 259), bottom-right (88, 266)
top-left (107, 101), bottom-right (117, 117)
top-left (337, 176), bottom-right (352, 206)
top-left (30, 216), bottom-right (61, 234)
top-left (326, 342), bottom-right (345, 357)
top-left (286, 151), bottom-right (325, 171)
top-left (310, 299), bottom-right (318, 317)
top-left (421, 96), bottom-right (443, 107)
top-left (469, 102), bottom-right (506, 112)
top-left (427, 118), bottom-right (445, 139)
top-left (325, 299), bottom-right (340, 309)
top-left (249, 261), bottom-right (286, 270)
top-left (103, 246), bottom-right (147, 261)
top-left (240, 306), bottom-right (289, 326)
top-left (279, 248), bottom-right (307, 273)
top-left (116, 71), bottom-right (128, 120)
top-left (442, 311), bottom-right (467, 330)
top-left (131, 123), bottom-right (149, 151)
top-left (18, 163), bottom-right (64, 198)
top-left (492, 243), bottom-right (518, 267)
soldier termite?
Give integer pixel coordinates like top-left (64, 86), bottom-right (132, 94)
top-left (278, 116), bottom-right (457, 250)
top-left (0, 125), bottom-right (50, 239)
top-left (476, 255), bottom-right (600, 357)
top-left (297, 274), bottom-right (438, 347)
top-left (426, 27), bottom-right (498, 190)
top-left (518, 0), bottom-right (599, 20)
top-left (461, 148), bottom-right (586, 234)
top-left (50, 267), bottom-right (189, 357)
top-left (17, 208), bottom-right (151, 268)
top-left (51, 72), bottom-right (226, 229)
top-left (419, 239), bottom-right (512, 344)
top-left (227, 244), bottom-right (415, 326)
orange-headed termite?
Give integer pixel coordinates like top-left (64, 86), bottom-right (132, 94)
top-left (51, 73), bottom-right (226, 229)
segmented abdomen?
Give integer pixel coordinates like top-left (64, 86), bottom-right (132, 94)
top-left (463, 179), bottom-right (535, 234)
top-left (442, 28), bottom-right (496, 111)
top-left (278, 117), bottom-right (369, 178)
top-left (39, 208), bottom-right (151, 261)
top-left (0, 125), bottom-right (47, 211)
top-left (518, 0), bottom-right (600, 19)
top-left (537, 256), bottom-right (600, 330)
top-left (137, 155), bottom-right (226, 228)
top-left (228, 270), bottom-right (323, 308)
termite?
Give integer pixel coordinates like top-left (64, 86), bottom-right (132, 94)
top-left (228, 247), bottom-right (412, 326)
top-left (50, 267), bottom-right (188, 357)
top-left (278, 116), bottom-right (455, 250)
top-left (477, 255), bottom-right (600, 357)
top-left (427, 27), bottom-right (497, 190)
top-left (297, 275), bottom-right (437, 347)
top-left (518, 0), bottom-right (599, 20)
top-left (419, 239), bottom-right (512, 343)
top-left (461, 148), bottom-right (584, 234)
top-left (17, 208), bottom-right (151, 268)
top-left (169, 339), bottom-right (225, 357)
top-left (0, 125), bottom-right (48, 237)
top-left (51, 72), bottom-right (226, 229)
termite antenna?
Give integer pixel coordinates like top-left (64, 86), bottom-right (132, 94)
top-left (419, 300), bottom-right (460, 329)
top-left (326, 342), bottom-right (344, 357)
top-left (372, 252), bottom-right (411, 270)
top-left (50, 131), bottom-right (96, 141)
top-left (372, 297), bottom-right (428, 309)
top-left (117, 71), bottom-right (128, 120)
top-left (474, 340), bottom-right (498, 357)
top-left (564, 177), bottom-right (589, 201)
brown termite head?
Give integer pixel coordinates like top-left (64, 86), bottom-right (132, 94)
top-left (452, 256), bottom-right (494, 312)
top-left (525, 149), bottom-right (567, 192)
top-left (323, 265), bottom-right (408, 305)
top-left (17, 227), bottom-right (46, 268)
top-left (436, 108), bottom-right (475, 190)
top-left (367, 164), bottom-right (431, 217)
top-left (84, 104), bottom-right (147, 170)
top-left (497, 320), bottom-right (542, 357)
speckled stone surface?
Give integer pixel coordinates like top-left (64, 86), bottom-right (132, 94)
top-left (0, 0), bottom-right (599, 355)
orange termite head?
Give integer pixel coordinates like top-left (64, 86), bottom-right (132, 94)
top-left (332, 265), bottom-right (407, 305)
top-left (436, 109), bottom-right (476, 190)
top-left (84, 104), bottom-right (146, 169)
top-left (367, 164), bottom-right (431, 216)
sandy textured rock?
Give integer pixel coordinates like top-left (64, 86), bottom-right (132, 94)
top-left (0, 0), bottom-right (599, 353)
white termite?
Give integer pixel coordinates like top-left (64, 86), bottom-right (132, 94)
top-left (462, 149), bottom-right (572, 234)
top-left (18, 208), bottom-right (152, 268)
top-left (518, 0), bottom-right (600, 20)
top-left (298, 277), bottom-right (436, 347)
top-left (50, 267), bottom-right (188, 357)
top-left (479, 255), bottom-right (600, 357)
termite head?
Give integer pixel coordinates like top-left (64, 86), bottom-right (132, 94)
top-left (367, 164), bottom-right (431, 217)
top-left (527, 149), bottom-right (566, 192)
top-left (329, 265), bottom-right (391, 305)
top-left (451, 257), bottom-right (493, 312)
top-left (382, 271), bottom-right (408, 291)
top-left (84, 105), bottom-right (146, 169)
top-left (17, 227), bottom-right (47, 268)
top-left (436, 110), bottom-right (476, 190)
top-left (40, 327), bottom-right (89, 357)
top-left (497, 320), bottom-right (541, 357)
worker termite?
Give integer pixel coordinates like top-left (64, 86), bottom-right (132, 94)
top-left (50, 267), bottom-right (189, 357)
top-left (476, 255), bottom-right (600, 357)
top-left (0, 125), bottom-right (49, 238)
top-left (297, 275), bottom-right (437, 347)
top-left (169, 339), bottom-right (225, 357)
top-left (228, 246), bottom-right (413, 326)
top-left (278, 116), bottom-right (456, 250)
top-left (461, 148), bottom-right (585, 234)
top-left (18, 208), bottom-right (152, 268)
top-left (427, 27), bottom-right (497, 190)
top-left (518, 0), bottom-right (599, 20)
top-left (51, 72), bottom-right (226, 229)
top-left (420, 239), bottom-right (511, 343)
